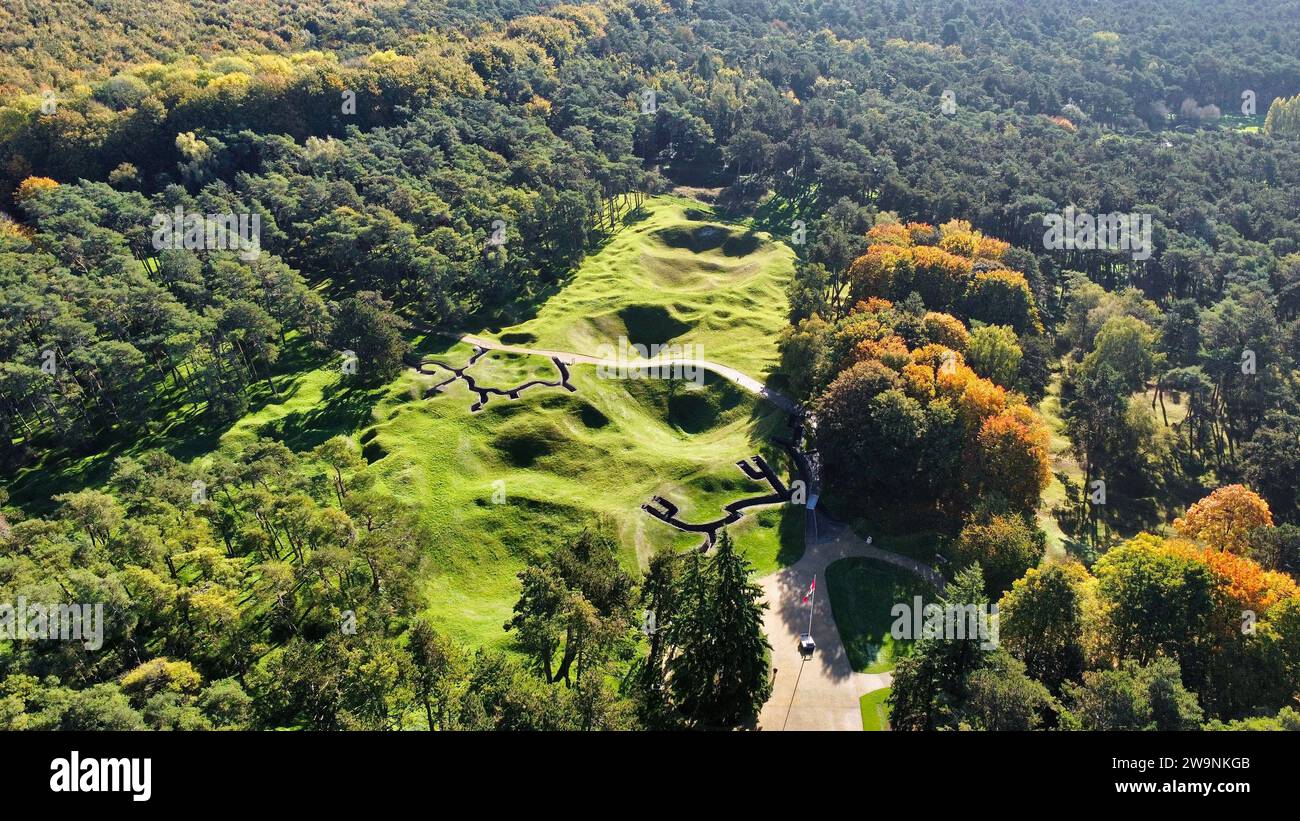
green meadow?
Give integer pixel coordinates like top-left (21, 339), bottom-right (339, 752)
top-left (357, 355), bottom-right (801, 648)
top-left (240, 196), bottom-right (805, 648)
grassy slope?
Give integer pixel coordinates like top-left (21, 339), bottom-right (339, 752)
top-left (480, 195), bottom-right (796, 380)
top-left (860, 687), bottom-right (892, 731)
top-left (366, 195), bottom-right (802, 647)
top-left (825, 556), bottom-right (938, 674)
top-left (1035, 371), bottom-right (1085, 562)
top-left (1036, 366), bottom-right (1197, 560)
top-left (362, 360), bottom-right (798, 648)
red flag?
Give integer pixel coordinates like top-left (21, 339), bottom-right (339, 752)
top-left (802, 576), bottom-right (816, 604)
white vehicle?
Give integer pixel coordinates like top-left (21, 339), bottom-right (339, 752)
top-left (798, 632), bottom-right (816, 657)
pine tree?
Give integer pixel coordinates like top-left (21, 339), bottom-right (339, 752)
top-left (887, 565), bottom-right (996, 730)
top-left (628, 550), bottom-right (679, 726)
top-left (708, 530), bottom-right (773, 725)
top-left (663, 550), bottom-right (714, 722)
top-left (666, 531), bottom-right (771, 726)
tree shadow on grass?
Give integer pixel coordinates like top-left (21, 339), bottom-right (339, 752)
top-left (622, 204), bottom-right (651, 225)
top-left (259, 379), bottom-right (392, 453)
top-left (408, 332), bottom-right (463, 358)
top-left (772, 504), bottom-right (806, 567)
top-left (3, 343), bottom-right (334, 515)
top-left (747, 189), bottom-right (816, 238)
top-left (742, 369), bottom-right (799, 471)
top-left (824, 557), bottom-right (928, 673)
top-left (6, 407), bottom-right (226, 515)
top-left (445, 205), bottom-right (646, 336)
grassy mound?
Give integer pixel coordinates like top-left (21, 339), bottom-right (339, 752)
top-left (622, 370), bottom-right (748, 434)
top-left (360, 358), bottom-right (799, 649)
top-left (481, 195), bottom-right (795, 378)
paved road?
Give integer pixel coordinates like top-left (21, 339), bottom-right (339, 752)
top-left (456, 334), bottom-right (801, 414)
top-left (756, 512), bottom-right (944, 731)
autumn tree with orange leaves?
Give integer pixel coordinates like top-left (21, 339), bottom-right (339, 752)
top-left (808, 298), bottom-right (1051, 520)
top-left (966, 406), bottom-right (1053, 515)
top-left (1174, 484), bottom-right (1274, 555)
top-left (841, 219), bottom-right (1040, 332)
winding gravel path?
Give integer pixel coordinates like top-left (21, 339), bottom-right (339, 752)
top-left (457, 334), bottom-right (801, 413)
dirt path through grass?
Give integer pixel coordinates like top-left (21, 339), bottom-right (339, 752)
top-left (456, 333), bottom-right (801, 413)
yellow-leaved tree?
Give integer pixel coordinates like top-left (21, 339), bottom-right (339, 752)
top-left (1174, 484), bottom-right (1274, 555)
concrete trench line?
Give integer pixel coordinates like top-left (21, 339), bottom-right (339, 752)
top-left (413, 334), bottom-right (801, 414)
top-left (637, 393), bottom-right (814, 551)
top-left (641, 452), bottom-right (792, 552)
top-left (414, 345), bottom-right (577, 412)
top-left (457, 334), bottom-right (803, 414)
top-left (416, 334), bottom-right (811, 545)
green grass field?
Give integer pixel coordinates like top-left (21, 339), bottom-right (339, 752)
top-left (453, 348), bottom-right (570, 389)
top-left (360, 358), bottom-right (800, 647)
top-left (825, 557), bottom-right (939, 674)
top-left (860, 687), bottom-right (892, 731)
top-left (479, 195), bottom-right (796, 379)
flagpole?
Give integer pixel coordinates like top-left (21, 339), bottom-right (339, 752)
top-left (807, 574), bottom-right (815, 635)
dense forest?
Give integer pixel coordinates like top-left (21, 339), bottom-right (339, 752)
top-left (2, 0), bottom-right (1299, 731)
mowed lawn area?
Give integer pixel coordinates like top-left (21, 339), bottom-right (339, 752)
top-left (4, 194), bottom-right (805, 657)
top-left (364, 355), bottom-right (802, 649)
top-left (826, 557), bottom-right (939, 674)
top-left (860, 687), bottom-right (892, 731)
